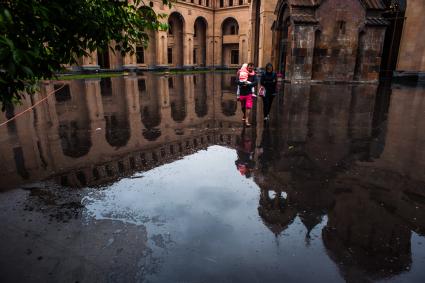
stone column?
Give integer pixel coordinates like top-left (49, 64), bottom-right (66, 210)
top-left (259, 10), bottom-right (276, 67)
top-left (239, 34), bottom-right (248, 65)
top-left (206, 35), bottom-right (215, 67)
top-left (291, 25), bottom-right (315, 81)
top-left (184, 33), bottom-right (194, 67)
top-left (81, 51), bottom-right (99, 70)
top-left (156, 31), bottom-right (169, 67)
top-left (214, 36), bottom-right (222, 67)
top-left (123, 45), bottom-right (137, 70)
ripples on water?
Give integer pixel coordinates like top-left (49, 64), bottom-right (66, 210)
top-left (0, 73), bottom-right (424, 282)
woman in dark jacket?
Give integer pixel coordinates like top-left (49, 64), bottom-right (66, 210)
top-left (260, 63), bottom-right (277, 121)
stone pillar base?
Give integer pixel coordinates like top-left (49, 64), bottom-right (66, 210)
top-left (122, 64), bottom-right (138, 70)
top-left (81, 65), bottom-right (100, 71)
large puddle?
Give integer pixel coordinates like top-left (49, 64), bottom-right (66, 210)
top-left (0, 72), bottom-right (424, 282)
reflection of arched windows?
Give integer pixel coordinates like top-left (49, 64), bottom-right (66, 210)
top-left (140, 77), bottom-right (162, 141)
top-left (194, 74), bottom-right (208, 117)
top-left (105, 115), bottom-right (130, 148)
top-left (101, 78), bottom-right (130, 148)
top-left (59, 121), bottom-right (92, 158)
top-left (170, 76), bottom-right (187, 122)
top-left (56, 80), bottom-right (92, 158)
top-left (221, 100), bottom-right (237, 116)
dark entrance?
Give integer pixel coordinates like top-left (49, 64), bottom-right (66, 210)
top-left (379, 0), bottom-right (407, 79)
top-left (277, 20), bottom-right (289, 77)
top-left (252, 0), bottom-right (261, 66)
top-left (97, 48), bottom-right (110, 69)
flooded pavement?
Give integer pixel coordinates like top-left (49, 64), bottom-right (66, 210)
top-left (0, 72), bottom-right (425, 283)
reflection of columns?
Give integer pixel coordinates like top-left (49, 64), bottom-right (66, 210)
top-left (85, 79), bottom-right (108, 149)
top-left (124, 76), bottom-right (143, 143)
top-left (184, 33), bottom-right (194, 66)
top-left (158, 76), bottom-right (170, 108)
top-left (184, 76), bottom-right (196, 121)
top-left (158, 76), bottom-right (171, 128)
top-left (283, 84), bottom-right (310, 143)
top-left (42, 82), bottom-right (64, 169)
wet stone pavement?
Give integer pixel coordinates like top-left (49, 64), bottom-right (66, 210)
top-left (0, 72), bottom-right (425, 283)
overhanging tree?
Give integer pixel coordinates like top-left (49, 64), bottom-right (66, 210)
top-left (0, 0), bottom-right (172, 109)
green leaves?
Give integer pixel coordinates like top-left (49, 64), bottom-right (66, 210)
top-left (0, 0), bottom-right (172, 108)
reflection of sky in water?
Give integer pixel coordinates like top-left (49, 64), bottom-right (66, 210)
top-left (83, 146), bottom-right (342, 282)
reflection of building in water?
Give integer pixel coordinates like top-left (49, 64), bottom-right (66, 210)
top-left (252, 83), bottom-right (425, 281)
top-left (321, 85), bottom-right (425, 282)
top-left (139, 75), bottom-right (162, 140)
top-left (55, 80), bottom-right (92, 158)
top-left (323, 175), bottom-right (413, 281)
top-left (220, 73), bottom-right (238, 116)
top-left (255, 83), bottom-right (377, 238)
top-left (101, 78), bottom-right (131, 148)
top-left (0, 73), bottom-right (242, 189)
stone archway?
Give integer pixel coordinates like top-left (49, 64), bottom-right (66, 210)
top-left (273, 1), bottom-right (290, 77)
top-left (168, 12), bottom-right (185, 67)
top-left (221, 17), bottom-right (240, 67)
top-left (194, 17), bottom-right (208, 67)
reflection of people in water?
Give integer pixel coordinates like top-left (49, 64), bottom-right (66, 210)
top-left (235, 127), bottom-right (256, 178)
top-left (258, 187), bottom-right (297, 236)
top-left (257, 123), bottom-right (275, 174)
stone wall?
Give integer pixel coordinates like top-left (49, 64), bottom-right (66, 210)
top-left (252, 0), bottom-right (388, 82)
top-left (397, 0), bottom-right (425, 74)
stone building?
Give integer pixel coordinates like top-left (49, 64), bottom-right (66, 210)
top-left (76, 0), bottom-right (251, 70)
top-left (249, 0), bottom-right (389, 82)
top-left (249, 0), bottom-right (425, 83)
top-left (393, 0), bottom-right (425, 82)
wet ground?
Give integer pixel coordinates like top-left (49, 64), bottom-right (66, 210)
top-left (0, 72), bottom-right (425, 283)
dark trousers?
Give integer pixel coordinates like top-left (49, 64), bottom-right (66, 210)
top-left (262, 95), bottom-right (275, 118)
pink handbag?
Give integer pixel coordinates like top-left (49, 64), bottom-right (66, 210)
top-left (258, 86), bottom-right (265, 97)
